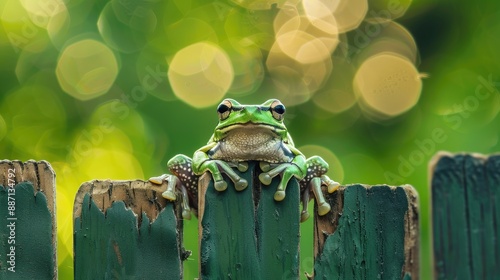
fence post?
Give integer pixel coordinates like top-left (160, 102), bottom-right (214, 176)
top-left (73, 179), bottom-right (185, 279)
top-left (312, 184), bottom-right (419, 279)
top-left (0, 160), bottom-right (57, 279)
top-left (431, 152), bottom-right (500, 279)
top-left (198, 161), bottom-right (301, 279)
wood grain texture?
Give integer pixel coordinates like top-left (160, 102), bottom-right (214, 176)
top-left (431, 152), bottom-right (500, 279)
top-left (313, 184), bottom-right (419, 280)
top-left (0, 160), bottom-right (57, 279)
top-left (73, 179), bottom-right (185, 280)
top-left (198, 162), bottom-right (300, 279)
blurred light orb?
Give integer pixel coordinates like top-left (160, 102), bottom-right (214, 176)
top-left (276, 30), bottom-right (332, 64)
top-left (266, 41), bottom-right (332, 106)
top-left (302, 0), bottom-right (339, 34)
top-left (302, 0), bottom-right (367, 33)
top-left (19, 0), bottom-right (67, 28)
top-left (168, 42), bottom-right (234, 108)
top-left (20, 0), bottom-right (71, 49)
top-left (330, 0), bottom-right (368, 33)
top-left (354, 53), bottom-right (422, 117)
top-left (56, 39), bottom-right (119, 100)
top-left (275, 15), bottom-right (339, 64)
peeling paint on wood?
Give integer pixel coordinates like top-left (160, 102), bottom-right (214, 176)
top-left (431, 153), bottom-right (500, 279)
top-left (313, 184), bottom-right (419, 280)
top-left (198, 162), bottom-right (300, 279)
top-left (0, 160), bottom-right (57, 279)
top-left (73, 180), bottom-right (185, 280)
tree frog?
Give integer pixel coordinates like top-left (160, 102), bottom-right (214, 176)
top-left (149, 99), bottom-right (339, 222)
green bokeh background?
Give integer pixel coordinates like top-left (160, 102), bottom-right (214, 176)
top-left (1, 0), bottom-right (499, 279)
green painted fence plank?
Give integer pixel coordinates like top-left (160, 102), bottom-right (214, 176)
top-left (199, 161), bottom-right (300, 279)
top-left (257, 172), bottom-right (300, 280)
top-left (0, 160), bottom-right (57, 280)
top-left (431, 153), bottom-right (500, 279)
top-left (73, 180), bottom-right (184, 280)
top-left (313, 184), bottom-right (419, 280)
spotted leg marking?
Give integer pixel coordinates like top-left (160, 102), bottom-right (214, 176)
top-left (298, 156), bottom-right (340, 222)
top-left (148, 154), bottom-right (201, 219)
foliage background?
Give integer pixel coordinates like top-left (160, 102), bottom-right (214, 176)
top-left (1, 0), bottom-right (499, 279)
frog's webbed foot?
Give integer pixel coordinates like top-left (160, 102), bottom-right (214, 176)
top-left (149, 174), bottom-right (169, 185)
top-left (322, 174), bottom-right (340, 194)
top-left (198, 159), bottom-right (248, 192)
top-left (148, 174), bottom-right (177, 200)
top-left (259, 161), bottom-right (305, 201)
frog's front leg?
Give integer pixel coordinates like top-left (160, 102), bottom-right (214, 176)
top-left (259, 155), bottom-right (340, 221)
top-left (259, 154), bottom-right (308, 201)
top-left (192, 146), bottom-right (248, 192)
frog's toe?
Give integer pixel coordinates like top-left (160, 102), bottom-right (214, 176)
top-left (259, 173), bottom-right (273, 185)
top-left (327, 181), bottom-right (340, 193)
top-left (237, 162), bottom-right (248, 172)
top-left (259, 161), bottom-right (272, 172)
top-left (214, 180), bottom-right (228, 191)
top-left (321, 175), bottom-right (340, 193)
top-left (317, 202), bottom-right (331, 216)
top-left (149, 174), bottom-right (167, 184)
top-left (182, 209), bottom-right (192, 220)
top-left (300, 210), bottom-right (310, 222)
top-left (234, 178), bottom-right (248, 191)
top-left (274, 190), bottom-right (286, 201)
top-left (162, 190), bottom-right (177, 201)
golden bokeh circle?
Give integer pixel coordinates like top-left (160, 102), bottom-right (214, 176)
top-left (168, 42), bottom-right (234, 108)
top-left (56, 39), bottom-right (119, 100)
top-left (354, 53), bottom-right (422, 117)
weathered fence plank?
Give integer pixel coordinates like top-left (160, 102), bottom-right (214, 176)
top-left (73, 180), bottom-right (185, 280)
top-left (431, 153), bottom-right (500, 279)
top-left (198, 162), bottom-right (300, 279)
top-left (313, 184), bottom-right (419, 279)
top-left (0, 160), bottom-right (57, 279)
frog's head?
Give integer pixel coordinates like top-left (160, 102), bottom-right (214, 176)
top-left (212, 99), bottom-right (290, 142)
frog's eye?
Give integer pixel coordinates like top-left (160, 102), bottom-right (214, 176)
top-left (270, 100), bottom-right (285, 121)
top-left (217, 99), bottom-right (232, 120)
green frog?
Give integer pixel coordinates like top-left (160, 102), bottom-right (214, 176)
top-left (149, 99), bottom-right (339, 222)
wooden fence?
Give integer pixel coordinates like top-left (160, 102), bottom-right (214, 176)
top-left (0, 153), bottom-right (498, 279)
top-left (431, 152), bottom-right (500, 279)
